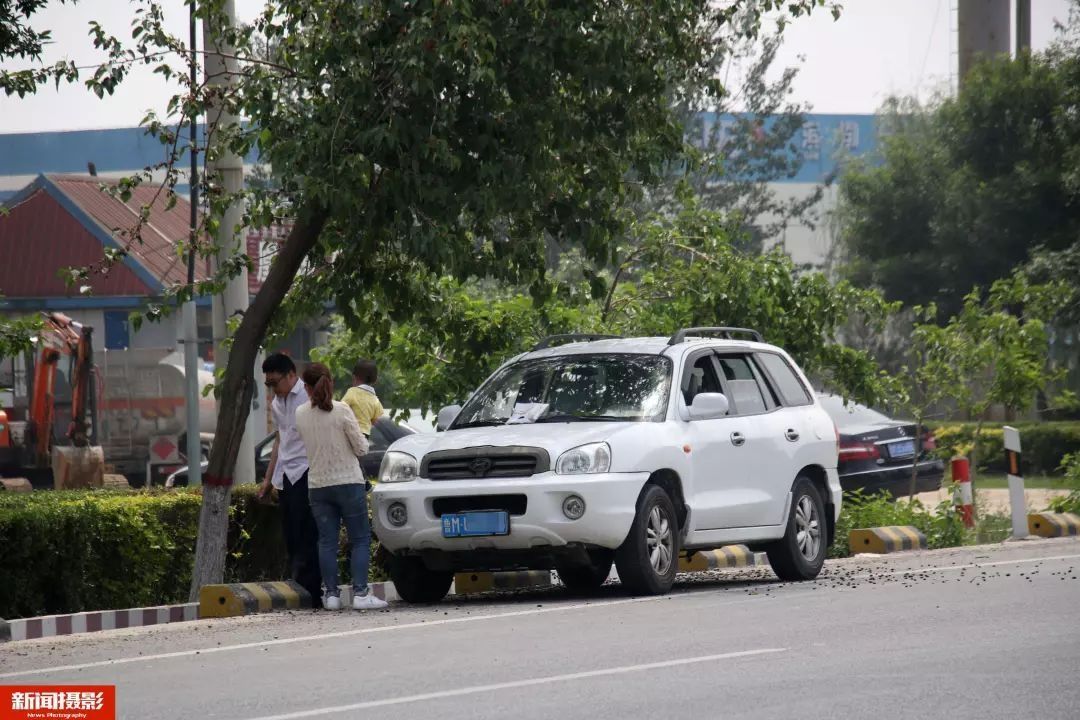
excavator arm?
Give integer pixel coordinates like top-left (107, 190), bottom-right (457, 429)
top-left (25, 313), bottom-right (98, 473)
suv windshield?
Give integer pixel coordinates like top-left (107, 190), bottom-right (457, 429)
top-left (453, 354), bottom-right (672, 427)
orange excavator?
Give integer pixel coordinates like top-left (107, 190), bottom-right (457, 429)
top-left (0, 312), bottom-right (104, 489)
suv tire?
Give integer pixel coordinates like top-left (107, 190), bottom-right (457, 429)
top-left (766, 476), bottom-right (826, 581)
top-left (556, 549), bottom-right (614, 594)
top-left (388, 555), bottom-right (453, 603)
top-left (615, 484), bottom-right (679, 595)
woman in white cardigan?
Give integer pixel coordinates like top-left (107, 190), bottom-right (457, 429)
top-left (294, 362), bottom-right (388, 611)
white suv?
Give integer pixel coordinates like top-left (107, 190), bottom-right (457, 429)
top-left (372, 328), bottom-right (841, 602)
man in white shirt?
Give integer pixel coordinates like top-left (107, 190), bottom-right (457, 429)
top-left (257, 353), bottom-right (322, 605)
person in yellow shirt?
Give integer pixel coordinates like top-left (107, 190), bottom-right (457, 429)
top-left (342, 359), bottom-right (384, 437)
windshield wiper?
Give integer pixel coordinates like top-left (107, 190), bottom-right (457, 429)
top-left (452, 420), bottom-right (507, 429)
top-left (534, 413), bottom-right (631, 423)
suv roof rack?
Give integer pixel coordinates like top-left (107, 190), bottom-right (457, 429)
top-left (531, 333), bottom-right (622, 351)
top-left (667, 326), bottom-right (763, 345)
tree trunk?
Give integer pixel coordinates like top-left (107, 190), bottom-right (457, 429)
top-left (969, 418), bottom-right (985, 524)
top-left (907, 411), bottom-right (923, 502)
top-left (188, 204), bottom-right (327, 600)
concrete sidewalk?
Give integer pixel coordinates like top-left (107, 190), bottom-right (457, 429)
top-left (910, 487), bottom-right (1070, 514)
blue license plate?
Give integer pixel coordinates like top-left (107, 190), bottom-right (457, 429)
top-left (441, 511), bottom-right (510, 538)
top-left (888, 439), bottom-right (916, 458)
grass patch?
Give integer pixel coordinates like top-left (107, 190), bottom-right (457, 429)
top-left (969, 474), bottom-right (1075, 490)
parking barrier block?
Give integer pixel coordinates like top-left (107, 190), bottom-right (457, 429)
top-left (678, 545), bottom-right (756, 572)
top-left (849, 526), bottom-right (927, 554)
top-left (454, 570), bottom-right (552, 595)
top-left (1027, 512), bottom-right (1080, 538)
top-left (198, 580), bottom-right (312, 618)
top-left (0, 618), bottom-right (9, 643)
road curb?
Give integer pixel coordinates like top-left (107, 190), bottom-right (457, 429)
top-left (3, 548), bottom-right (772, 642)
top-left (849, 526), bottom-right (927, 554)
top-left (2, 603), bottom-right (199, 642)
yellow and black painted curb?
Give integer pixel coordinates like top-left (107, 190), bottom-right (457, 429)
top-left (454, 570), bottom-right (552, 595)
top-left (849, 526), bottom-right (927, 554)
top-left (679, 545), bottom-right (756, 572)
top-left (198, 580), bottom-right (312, 618)
top-left (1027, 512), bottom-right (1080, 538)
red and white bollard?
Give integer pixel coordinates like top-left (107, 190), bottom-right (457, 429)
top-left (952, 456), bottom-right (975, 528)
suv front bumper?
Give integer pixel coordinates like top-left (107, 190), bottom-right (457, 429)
top-left (372, 471), bottom-right (652, 553)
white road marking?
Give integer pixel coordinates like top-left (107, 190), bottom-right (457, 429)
top-left (240, 647), bottom-right (788, 720)
top-left (0, 591), bottom-right (806, 680)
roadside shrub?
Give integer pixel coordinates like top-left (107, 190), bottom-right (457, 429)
top-left (0, 490), bottom-right (202, 619)
top-left (1047, 453), bottom-right (1080, 514)
top-left (1047, 491), bottom-right (1080, 514)
top-left (930, 421), bottom-right (1080, 475)
top-left (0, 485), bottom-right (387, 619)
top-left (831, 489), bottom-right (965, 558)
top-left (971, 511), bottom-right (1013, 544)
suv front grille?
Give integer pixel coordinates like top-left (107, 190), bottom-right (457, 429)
top-left (422, 446), bottom-right (550, 480)
top-left (432, 495), bottom-right (528, 517)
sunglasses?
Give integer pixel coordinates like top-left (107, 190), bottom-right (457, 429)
top-left (264, 376), bottom-right (283, 388)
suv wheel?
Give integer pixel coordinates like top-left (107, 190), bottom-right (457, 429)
top-left (388, 555), bottom-right (453, 603)
top-left (556, 549), bottom-right (614, 594)
top-left (766, 476), bottom-right (826, 581)
top-left (615, 484), bottom-right (679, 595)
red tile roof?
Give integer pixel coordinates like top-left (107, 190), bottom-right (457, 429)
top-left (0, 187), bottom-right (150, 297)
top-left (49, 175), bottom-right (210, 288)
top-left (0, 174), bottom-right (210, 299)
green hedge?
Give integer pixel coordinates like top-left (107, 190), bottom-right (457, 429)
top-left (0, 486), bottom-right (386, 619)
top-left (930, 422), bottom-right (1080, 476)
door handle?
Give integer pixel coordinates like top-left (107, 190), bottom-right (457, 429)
top-left (785, 428), bottom-right (800, 442)
top-left (730, 431), bottom-right (746, 447)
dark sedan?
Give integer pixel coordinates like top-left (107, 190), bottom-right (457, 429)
top-left (165, 416), bottom-right (417, 487)
top-left (818, 394), bottom-right (945, 498)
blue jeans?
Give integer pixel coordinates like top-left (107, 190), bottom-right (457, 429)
top-left (308, 482), bottom-right (371, 597)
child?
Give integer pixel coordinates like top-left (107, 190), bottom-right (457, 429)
top-left (342, 359), bottom-right (384, 438)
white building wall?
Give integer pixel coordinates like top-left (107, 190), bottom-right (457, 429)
top-left (758, 182), bottom-right (841, 271)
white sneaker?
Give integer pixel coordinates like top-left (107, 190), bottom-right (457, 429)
top-left (323, 594), bottom-right (343, 611)
top-left (352, 588), bottom-right (388, 611)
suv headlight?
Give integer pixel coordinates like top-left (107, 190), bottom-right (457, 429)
top-left (555, 442), bottom-right (611, 475)
top-left (379, 451), bottom-right (419, 483)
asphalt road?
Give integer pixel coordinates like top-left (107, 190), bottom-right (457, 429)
top-left (3, 537), bottom-right (1079, 720)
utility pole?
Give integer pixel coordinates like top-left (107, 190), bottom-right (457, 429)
top-left (182, 1), bottom-right (201, 486)
top-left (203, 0), bottom-right (256, 486)
top-left (1015, 0), bottom-right (1031, 55)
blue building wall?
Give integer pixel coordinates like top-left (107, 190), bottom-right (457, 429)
top-left (0, 114), bottom-right (878, 202)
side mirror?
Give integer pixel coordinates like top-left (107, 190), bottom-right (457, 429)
top-left (688, 392), bottom-right (730, 420)
top-left (436, 404), bottom-right (462, 432)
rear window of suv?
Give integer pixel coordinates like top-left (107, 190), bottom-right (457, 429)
top-left (755, 352), bottom-right (811, 407)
